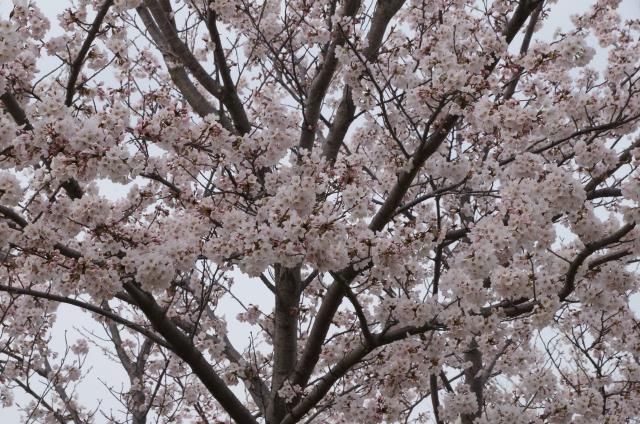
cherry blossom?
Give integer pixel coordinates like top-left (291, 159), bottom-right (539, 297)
top-left (1, 0), bottom-right (640, 423)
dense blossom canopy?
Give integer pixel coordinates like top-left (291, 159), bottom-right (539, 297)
top-left (1, 0), bottom-right (640, 422)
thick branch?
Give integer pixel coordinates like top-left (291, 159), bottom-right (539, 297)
top-left (369, 116), bottom-right (457, 232)
top-left (430, 373), bottom-right (443, 424)
top-left (283, 320), bottom-right (441, 424)
top-left (503, 2), bottom-right (542, 99)
top-left (299, 0), bottom-right (361, 150)
top-left (0, 284), bottom-right (169, 348)
top-left (206, 9), bottom-right (251, 134)
top-left (172, 314), bottom-right (270, 414)
top-left (291, 266), bottom-right (358, 389)
top-left (0, 92), bottom-right (33, 129)
top-left (122, 282), bottom-right (258, 424)
top-left (292, 2), bottom-right (546, 397)
top-left (322, 86), bottom-right (355, 161)
top-left (139, 0), bottom-right (250, 134)
top-left (0, 204), bottom-right (84, 259)
top-left (586, 187), bottom-right (622, 200)
top-left (460, 339), bottom-right (483, 424)
top-left (65, 0), bottom-right (114, 106)
top-left (268, 265), bottom-right (302, 423)
top-left (559, 222), bottom-right (636, 301)
top-left (504, 0), bottom-right (544, 44)
top-left (322, 0), bottom-right (406, 162)
top-left (0, 94), bottom-right (83, 199)
top-left (105, 316), bottom-right (151, 424)
top-left (136, 6), bottom-right (226, 125)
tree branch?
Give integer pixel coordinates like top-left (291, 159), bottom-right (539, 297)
top-left (0, 284), bottom-right (169, 348)
top-left (65, 0), bottom-right (114, 107)
top-left (559, 222), bottom-right (636, 301)
top-left (284, 319), bottom-right (442, 424)
top-left (268, 264), bottom-right (302, 423)
top-left (139, 0), bottom-right (250, 134)
top-left (322, 0), bottom-right (406, 162)
top-left (299, 0), bottom-right (361, 150)
top-left (122, 281), bottom-right (258, 424)
top-left (0, 94), bottom-right (83, 199)
top-left (206, 8), bottom-right (251, 134)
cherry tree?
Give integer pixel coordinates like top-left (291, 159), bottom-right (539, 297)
top-left (1, 0), bottom-right (640, 422)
